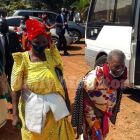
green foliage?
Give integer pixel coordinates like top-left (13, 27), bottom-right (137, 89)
top-left (0, 0), bottom-right (6, 7)
top-left (40, 0), bottom-right (63, 11)
top-left (0, 0), bottom-right (90, 18)
top-left (7, 1), bottom-right (29, 15)
top-left (72, 0), bottom-right (90, 11)
top-left (71, 0), bottom-right (90, 22)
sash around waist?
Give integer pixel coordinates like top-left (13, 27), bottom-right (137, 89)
top-left (22, 90), bottom-right (69, 134)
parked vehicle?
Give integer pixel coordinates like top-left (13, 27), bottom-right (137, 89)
top-left (13, 9), bottom-right (85, 42)
top-left (13, 10), bottom-right (57, 24)
top-left (6, 16), bottom-right (74, 46)
top-left (85, 0), bottom-right (140, 88)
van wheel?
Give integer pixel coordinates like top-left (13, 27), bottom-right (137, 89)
top-left (94, 55), bottom-right (107, 68)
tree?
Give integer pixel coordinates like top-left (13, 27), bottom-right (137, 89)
top-left (71, 0), bottom-right (90, 22)
top-left (40, 0), bottom-right (63, 11)
top-left (7, 1), bottom-right (30, 15)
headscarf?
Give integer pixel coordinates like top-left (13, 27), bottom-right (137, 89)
top-left (25, 18), bottom-right (52, 46)
top-left (103, 63), bottom-right (127, 82)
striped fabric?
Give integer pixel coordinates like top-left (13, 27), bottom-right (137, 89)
top-left (11, 45), bottom-right (65, 97)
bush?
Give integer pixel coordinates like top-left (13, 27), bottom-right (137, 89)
top-left (7, 2), bottom-right (30, 16)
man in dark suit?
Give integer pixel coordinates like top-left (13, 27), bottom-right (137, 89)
top-left (0, 40), bottom-right (5, 78)
top-left (0, 35), bottom-right (8, 128)
top-left (55, 9), bottom-right (70, 56)
top-left (0, 18), bottom-right (22, 84)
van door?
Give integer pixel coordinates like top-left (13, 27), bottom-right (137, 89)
top-left (130, 0), bottom-right (140, 87)
top-left (134, 12), bottom-right (140, 85)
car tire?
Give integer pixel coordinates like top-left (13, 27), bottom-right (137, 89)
top-left (52, 36), bottom-right (58, 46)
top-left (94, 55), bottom-right (107, 68)
top-left (69, 29), bottom-right (81, 42)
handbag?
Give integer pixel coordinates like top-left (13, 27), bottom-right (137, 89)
top-left (55, 67), bottom-right (71, 112)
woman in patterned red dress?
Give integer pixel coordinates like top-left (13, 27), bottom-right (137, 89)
top-left (72, 49), bottom-right (127, 140)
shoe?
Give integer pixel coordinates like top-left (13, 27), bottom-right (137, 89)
top-left (63, 51), bottom-right (70, 56)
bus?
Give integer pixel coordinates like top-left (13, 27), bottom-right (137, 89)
top-left (85, 0), bottom-right (140, 87)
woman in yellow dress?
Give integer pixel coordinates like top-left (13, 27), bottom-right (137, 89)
top-left (11, 18), bottom-right (75, 140)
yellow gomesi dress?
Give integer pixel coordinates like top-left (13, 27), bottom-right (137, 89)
top-left (11, 45), bottom-right (75, 140)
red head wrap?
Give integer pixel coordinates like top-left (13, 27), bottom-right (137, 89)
top-left (25, 18), bottom-right (52, 44)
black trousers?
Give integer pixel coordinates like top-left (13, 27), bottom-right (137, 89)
top-left (57, 28), bottom-right (68, 52)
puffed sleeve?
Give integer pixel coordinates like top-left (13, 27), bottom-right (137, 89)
top-left (83, 66), bottom-right (104, 91)
top-left (83, 70), bottom-right (97, 92)
top-left (50, 44), bottom-right (63, 71)
top-left (11, 52), bottom-right (25, 92)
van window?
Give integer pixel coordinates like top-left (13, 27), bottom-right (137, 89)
top-left (115, 0), bottom-right (133, 24)
top-left (19, 11), bottom-right (33, 16)
top-left (90, 0), bottom-right (133, 25)
top-left (92, 0), bottom-right (115, 22)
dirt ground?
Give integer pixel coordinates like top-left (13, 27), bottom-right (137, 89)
top-left (0, 42), bottom-right (140, 140)
top-left (63, 43), bottom-right (140, 140)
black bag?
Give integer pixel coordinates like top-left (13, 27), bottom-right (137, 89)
top-left (55, 67), bottom-right (71, 112)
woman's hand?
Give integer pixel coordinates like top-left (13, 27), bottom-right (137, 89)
top-left (92, 119), bottom-right (103, 140)
top-left (12, 114), bottom-right (22, 129)
top-left (12, 91), bottom-right (22, 129)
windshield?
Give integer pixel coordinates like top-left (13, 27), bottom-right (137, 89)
top-left (89, 0), bottom-right (133, 25)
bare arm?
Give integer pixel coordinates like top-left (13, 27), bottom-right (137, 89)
top-left (50, 23), bottom-right (56, 29)
top-left (12, 91), bottom-right (22, 128)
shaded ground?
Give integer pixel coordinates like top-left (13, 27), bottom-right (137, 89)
top-left (0, 42), bottom-right (140, 140)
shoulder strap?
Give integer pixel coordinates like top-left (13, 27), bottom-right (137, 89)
top-left (55, 67), bottom-right (71, 112)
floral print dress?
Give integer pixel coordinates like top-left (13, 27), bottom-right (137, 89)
top-left (83, 66), bottom-right (118, 140)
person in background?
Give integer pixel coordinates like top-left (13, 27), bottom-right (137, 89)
top-left (63, 8), bottom-right (69, 22)
top-left (72, 49), bottom-right (127, 140)
top-left (55, 9), bottom-right (70, 56)
top-left (17, 16), bottom-right (29, 33)
top-left (69, 7), bottom-right (76, 22)
top-left (61, 8), bottom-right (69, 32)
top-left (0, 18), bottom-right (22, 84)
top-left (74, 11), bottom-right (81, 23)
top-left (11, 18), bottom-right (74, 140)
top-left (41, 13), bottom-right (55, 31)
top-left (0, 37), bottom-right (8, 128)
top-left (18, 16), bottom-right (32, 51)
top-left (0, 37), bottom-right (5, 76)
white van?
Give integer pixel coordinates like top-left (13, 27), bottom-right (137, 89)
top-left (85, 0), bottom-right (140, 88)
